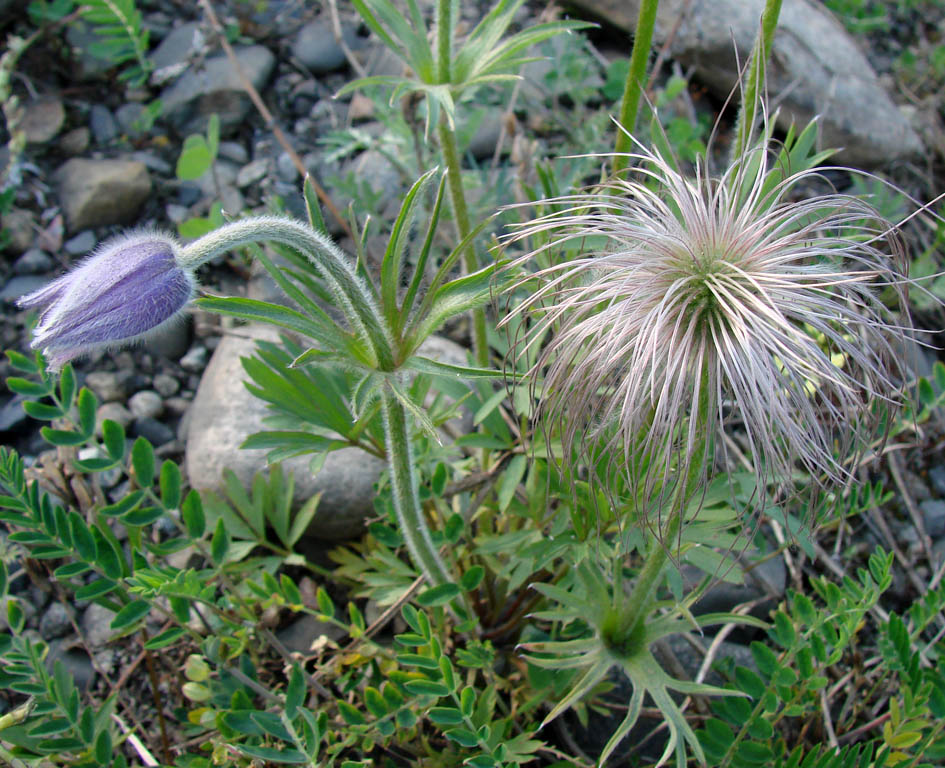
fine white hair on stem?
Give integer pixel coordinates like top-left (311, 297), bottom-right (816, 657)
top-left (500, 130), bottom-right (919, 527)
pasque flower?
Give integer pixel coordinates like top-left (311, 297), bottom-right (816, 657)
top-left (17, 231), bottom-right (195, 371)
top-left (503, 136), bottom-right (914, 515)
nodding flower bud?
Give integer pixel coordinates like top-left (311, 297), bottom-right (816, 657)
top-left (17, 231), bottom-right (195, 371)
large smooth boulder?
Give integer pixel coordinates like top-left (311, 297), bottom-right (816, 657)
top-left (571, 0), bottom-right (923, 167)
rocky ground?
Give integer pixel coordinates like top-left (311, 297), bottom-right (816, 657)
top-left (1, 0), bottom-right (945, 750)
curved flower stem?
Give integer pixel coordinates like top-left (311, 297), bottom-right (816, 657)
top-left (438, 115), bottom-right (489, 369)
top-left (381, 384), bottom-right (470, 620)
top-left (732, 0), bottom-right (783, 161)
top-left (612, 0), bottom-right (660, 175)
top-left (615, 364), bottom-right (712, 642)
top-left (179, 216), bottom-right (394, 371)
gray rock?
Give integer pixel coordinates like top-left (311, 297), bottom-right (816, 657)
top-left (149, 21), bottom-right (205, 77)
top-left (65, 21), bottom-right (114, 81)
top-left (89, 104), bottom-right (118, 144)
top-left (45, 641), bottom-right (96, 692)
top-left (160, 45), bottom-right (275, 136)
top-left (153, 373), bottom-right (181, 398)
top-left (1, 275), bottom-right (48, 302)
top-left (276, 614), bottom-right (345, 653)
top-left (85, 371), bottom-right (131, 402)
top-left (130, 150), bottom-right (173, 175)
top-left (39, 602), bottom-right (72, 639)
top-left (571, 0), bottom-right (923, 167)
top-left (64, 230), bottom-right (97, 256)
top-left (291, 19), bottom-right (358, 74)
top-left (115, 103), bottom-right (147, 137)
top-left (344, 149), bottom-right (401, 210)
top-left (20, 98), bottom-right (66, 144)
top-left (929, 466), bottom-right (945, 497)
top-left (0, 396), bottom-right (28, 433)
top-left (682, 549), bottom-right (786, 617)
top-left (132, 417), bottom-right (175, 447)
top-left (12, 249), bottom-right (54, 276)
top-left (276, 151), bottom-right (299, 183)
top-left (55, 158), bottom-right (152, 233)
top-left (179, 345), bottom-right (209, 372)
top-left (96, 402), bottom-right (133, 435)
top-left (128, 390), bottom-right (164, 421)
top-left (218, 141), bottom-right (249, 164)
top-left (184, 324), bottom-right (385, 542)
top-left (60, 127), bottom-right (91, 156)
top-left (236, 158), bottom-right (269, 188)
top-left (77, 446), bottom-right (122, 488)
top-left (1, 209), bottom-right (35, 254)
top-left (220, 185), bottom-right (246, 216)
top-left (467, 111), bottom-right (504, 161)
top-left (81, 602), bottom-right (117, 647)
top-left (920, 499), bottom-right (945, 539)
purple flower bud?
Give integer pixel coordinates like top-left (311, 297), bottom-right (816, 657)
top-left (17, 232), bottom-right (195, 371)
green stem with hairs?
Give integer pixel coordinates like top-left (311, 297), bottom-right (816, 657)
top-left (180, 216), bottom-right (394, 371)
top-left (612, 0), bottom-right (660, 175)
top-left (437, 115), bottom-right (489, 368)
top-left (732, 0), bottom-right (783, 161)
top-left (382, 384), bottom-right (468, 619)
top-left (436, 0), bottom-right (451, 84)
top-left (612, 366), bottom-right (712, 646)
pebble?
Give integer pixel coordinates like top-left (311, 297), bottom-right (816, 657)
top-left (59, 127), bottom-right (91, 156)
top-left (218, 141), bottom-right (249, 164)
top-left (12, 249), bottom-right (54, 275)
top-left (89, 104), bottom-right (118, 144)
top-left (86, 371), bottom-right (131, 402)
top-left (929, 466), bottom-right (945, 497)
top-left (0, 396), bottom-right (29, 433)
top-left (220, 185), bottom-right (245, 216)
top-left (128, 390), bottom-right (164, 420)
top-left (920, 499), bottom-right (945, 539)
top-left (81, 602), bottom-right (118, 647)
top-left (20, 98), bottom-right (66, 144)
top-left (291, 18), bottom-right (357, 74)
top-left (1, 275), bottom-right (48, 302)
top-left (96, 402), bottom-right (133, 435)
top-left (236, 158), bottom-right (269, 188)
top-left (77, 446), bottom-right (123, 487)
top-left (132, 417), bottom-right (175, 447)
top-left (115, 103), bottom-right (147, 136)
top-left (276, 151), bottom-right (298, 182)
top-left (180, 346), bottom-right (208, 372)
top-left (164, 396), bottom-right (191, 416)
top-left (64, 230), bottom-right (97, 256)
top-left (45, 641), bottom-right (96, 692)
top-left (153, 373), bottom-right (180, 397)
top-left (39, 602), bottom-right (72, 639)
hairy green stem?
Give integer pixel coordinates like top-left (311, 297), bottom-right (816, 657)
top-left (179, 216), bottom-right (394, 371)
top-left (614, 365), bottom-right (712, 643)
top-left (382, 385), bottom-right (469, 616)
top-left (436, 0), bottom-right (452, 83)
top-left (732, 0), bottom-right (783, 161)
top-left (437, 116), bottom-right (489, 368)
top-left (613, 0), bottom-right (660, 174)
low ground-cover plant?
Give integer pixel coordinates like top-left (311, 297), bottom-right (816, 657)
top-left (4, 0), bottom-right (945, 766)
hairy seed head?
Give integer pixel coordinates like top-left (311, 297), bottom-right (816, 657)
top-left (502, 137), bottom-right (915, 519)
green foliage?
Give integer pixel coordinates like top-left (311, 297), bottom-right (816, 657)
top-left (176, 114), bottom-right (220, 182)
top-left (80, 0), bottom-right (152, 87)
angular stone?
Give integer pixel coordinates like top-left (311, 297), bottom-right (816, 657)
top-left (20, 98), bottom-right (66, 144)
top-left (55, 159), bottom-right (151, 233)
top-left (160, 46), bottom-right (276, 136)
top-left (184, 324), bottom-right (385, 542)
top-left (570, 0), bottom-right (923, 166)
